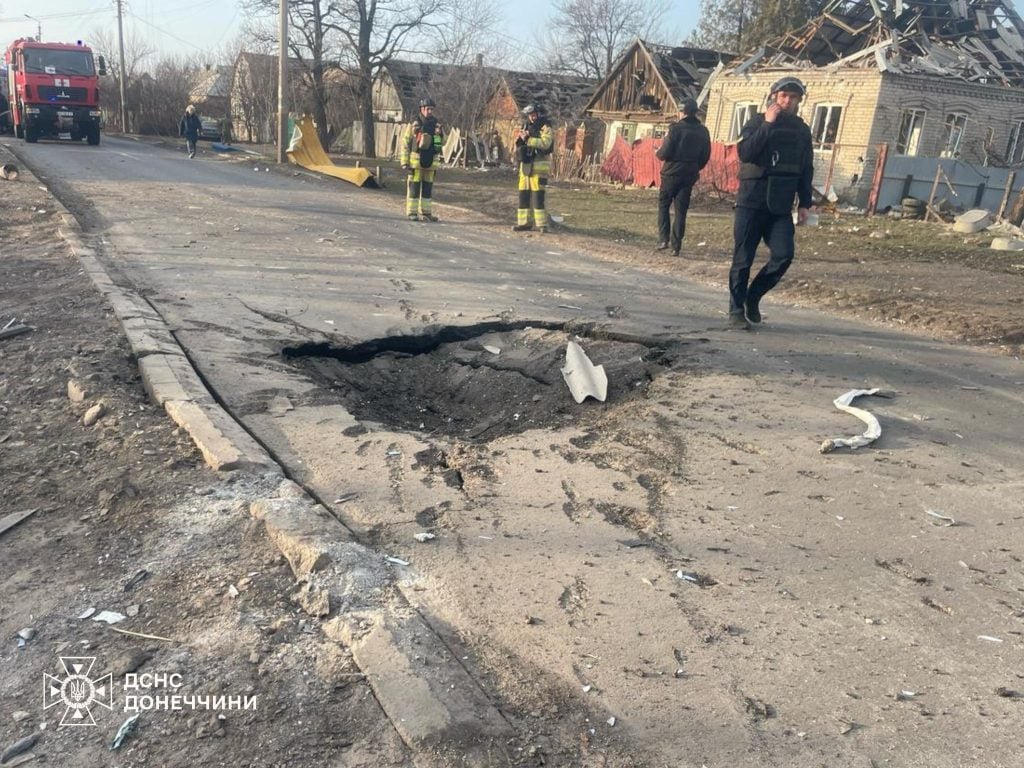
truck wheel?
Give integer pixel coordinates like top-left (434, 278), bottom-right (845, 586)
top-left (87, 127), bottom-right (100, 146)
top-left (24, 126), bottom-right (38, 143)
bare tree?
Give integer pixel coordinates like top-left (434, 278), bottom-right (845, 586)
top-left (242, 0), bottom-right (446, 157)
top-left (135, 55), bottom-right (201, 136)
top-left (542, 0), bottom-right (674, 79)
top-left (89, 26), bottom-right (155, 132)
top-left (690, 0), bottom-right (817, 53)
top-left (331, 0), bottom-right (448, 158)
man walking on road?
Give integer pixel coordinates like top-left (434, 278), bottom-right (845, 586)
top-left (400, 97), bottom-right (444, 222)
top-left (179, 105), bottom-right (201, 159)
top-left (729, 77), bottom-right (814, 329)
top-left (513, 104), bottom-right (554, 233)
top-left (655, 97), bottom-right (711, 257)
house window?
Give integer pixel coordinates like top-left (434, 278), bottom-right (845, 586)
top-left (729, 103), bottom-right (758, 141)
top-left (896, 108), bottom-right (925, 155)
top-left (942, 112), bottom-right (968, 157)
top-left (1007, 120), bottom-right (1024, 163)
top-left (811, 104), bottom-right (843, 150)
top-left (618, 122), bottom-right (637, 143)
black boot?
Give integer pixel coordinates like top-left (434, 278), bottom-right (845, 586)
top-left (655, 241), bottom-right (669, 251)
top-left (745, 297), bottom-right (762, 324)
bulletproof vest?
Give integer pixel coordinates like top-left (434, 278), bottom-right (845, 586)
top-left (673, 121), bottom-right (707, 164)
top-left (739, 118), bottom-right (805, 180)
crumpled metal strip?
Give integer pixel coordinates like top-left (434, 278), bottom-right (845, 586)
top-left (820, 388), bottom-right (886, 453)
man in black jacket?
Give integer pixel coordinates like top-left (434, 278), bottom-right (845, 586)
top-left (178, 105), bottom-right (201, 159)
top-left (729, 77), bottom-right (814, 329)
top-left (656, 98), bottom-right (711, 256)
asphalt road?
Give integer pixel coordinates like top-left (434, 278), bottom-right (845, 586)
top-left (12, 133), bottom-right (1024, 767)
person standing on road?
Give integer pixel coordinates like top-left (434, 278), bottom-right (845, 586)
top-left (179, 105), bottom-right (201, 159)
top-left (400, 97), bottom-right (444, 222)
top-left (655, 97), bottom-right (711, 257)
top-left (728, 77), bottom-right (814, 329)
top-left (513, 104), bottom-right (554, 233)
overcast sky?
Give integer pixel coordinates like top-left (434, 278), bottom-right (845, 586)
top-left (0, 0), bottom-right (701, 64)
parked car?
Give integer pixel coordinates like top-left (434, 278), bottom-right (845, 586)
top-left (199, 117), bottom-right (221, 141)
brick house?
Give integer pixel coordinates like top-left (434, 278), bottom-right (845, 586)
top-left (704, 0), bottom-right (1024, 204)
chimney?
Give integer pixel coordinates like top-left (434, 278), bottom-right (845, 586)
top-left (475, 53), bottom-right (483, 67)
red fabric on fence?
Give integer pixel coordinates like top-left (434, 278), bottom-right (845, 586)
top-left (699, 142), bottom-right (740, 195)
top-left (600, 135), bottom-right (633, 184)
top-left (632, 138), bottom-right (661, 188)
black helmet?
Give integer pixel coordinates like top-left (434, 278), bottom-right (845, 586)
top-left (769, 76), bottom-right (806, 97)
top-left (419, 97), bottom-right (435, 108)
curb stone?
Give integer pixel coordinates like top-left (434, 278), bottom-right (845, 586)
top-left (11, 143), bottom-right (518, 765)
top-left (326, 608), bottom-right (515, 767)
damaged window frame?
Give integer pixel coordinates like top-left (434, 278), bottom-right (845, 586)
top-left (1007, 119), bottom-right (1024, 164)
top-left (730, 102), bottom-right (758, 141)
top-left (941, 112), bottom-right (969, 158)
top-left (896, 108), bottom-right (926, 156)
top-left (617, 121), bottom-right (637, 142)
top-left (810, 103), bottom-right (844, 151)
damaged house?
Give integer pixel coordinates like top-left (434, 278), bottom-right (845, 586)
top-left (704, 0), bottom-right (1024, 207)
top-left (584, 40), bottom-right (734, 155)
top-left (368, 58), bottom-right (504, 158)
top-left (482, 71), bottom-right (599, 163)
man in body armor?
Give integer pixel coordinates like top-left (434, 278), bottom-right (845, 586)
top-left (400, 97), bottom-right (445, 222)
top-left (729, 77), bottom-right (814, 329)
top-left (513, 104), bottom-right (554, 232)
top-left (655, 97), bottom-right (711, 256)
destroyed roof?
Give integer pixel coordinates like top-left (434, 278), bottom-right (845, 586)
top-left (748, 0), bottom-right (1024, 87)
top-left (498, 71), bottom-right (598, 119)
top-left (584, 39), bottom-right (734, 116)
top-left (645, 43), bottom-right (736, 101)
top-left (382, 60), bottom-right (504, 116)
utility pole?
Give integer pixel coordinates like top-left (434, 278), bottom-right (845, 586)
top-left (24, 15), bottom-right (42, 41)
top-left (277, 0), bottom-right (288, 163)
top-left (116, 0), bottom-right (129, 134)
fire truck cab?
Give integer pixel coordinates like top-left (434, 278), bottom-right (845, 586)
top-left (5, 39), bottom-right (106, 145)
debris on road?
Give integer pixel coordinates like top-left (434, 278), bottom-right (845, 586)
top-left (0, 508), bottom-right (37, 539)
top-left (0, 734), bottom-right (39, 764)
top-left (386, 556), bottom-right (410, 566)
top-left (15, 627), bottom-right (35, 642)
top-left (268, 396), bottom-right (294, 417)
top-left (560, 342), bottom-right (607, 403)
top-left (82, 403), bottom-right (106, 427)
top-left (0, 317), bottom-right (33, 342)
top-left (413, 532), bottom-right (436, 543)
top-left (110, 714), bottom-right (140, 751)
top-left (77, 607), bottom-right (97, 619)
top-left (483, 345), bottom-right (501, 355)
top-left (925, 509), bottom-right (958, 527)
top-left (0, 163), bottom-right (19, 181)
top-left (978, 635), bottom-right (1004, 643)
top-left (123, 569), bottom-right (149, 592)
top-left (819, 388), bottom-right (890, 453)
top-left (996, 687), bottom-right (1023, 699)
top-left (92, 610), bottom-right (126, 624)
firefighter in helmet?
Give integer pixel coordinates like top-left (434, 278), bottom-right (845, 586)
top-left (400, 97), bottom-right (444, 221)
top-left (513, 104), bottom-right (554, 232)
top-left (728, 76), bottom-right (814, 329)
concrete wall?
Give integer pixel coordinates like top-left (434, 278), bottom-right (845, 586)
top-left (874, 155), bottom-right (1024, 213)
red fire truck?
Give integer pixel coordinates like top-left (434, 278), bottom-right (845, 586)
top-left (4, 39), bottom-right (106, 145)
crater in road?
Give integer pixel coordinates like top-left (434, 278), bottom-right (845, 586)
top-left (283, 322), bottom-right (683, 441)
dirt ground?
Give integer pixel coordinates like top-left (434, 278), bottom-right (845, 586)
top-left (3, 141), bottom-right (1023, 768)
top-left (0, 171), bottom-right (411, 766)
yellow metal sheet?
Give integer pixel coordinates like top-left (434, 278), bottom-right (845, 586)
top-left (286, 116), bottom-right (375, 187)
